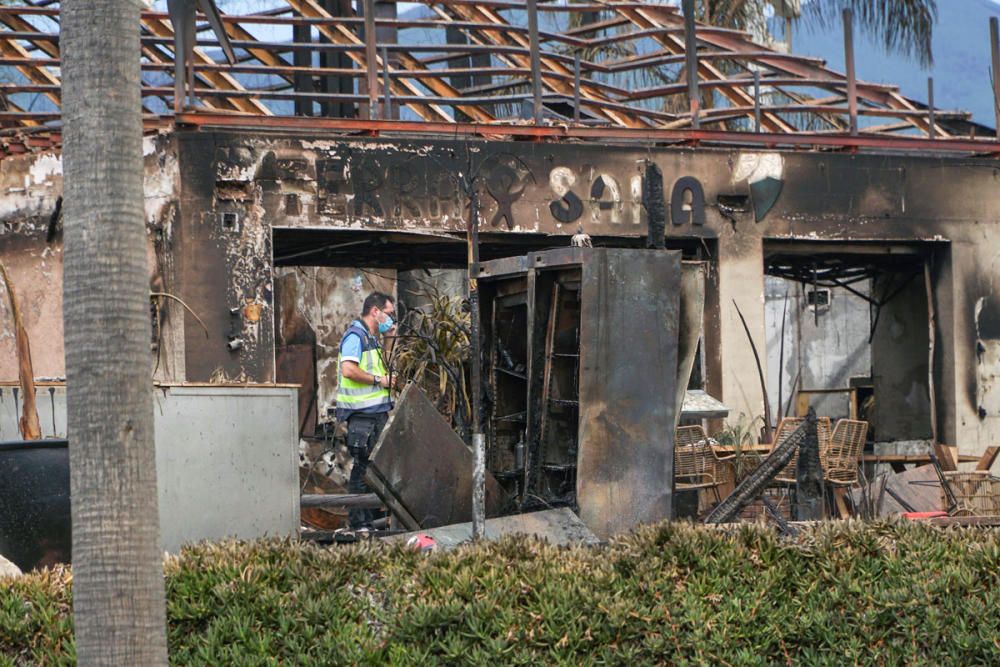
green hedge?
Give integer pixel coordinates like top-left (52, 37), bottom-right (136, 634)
top-left (2, 521), bottom-right (999, 665)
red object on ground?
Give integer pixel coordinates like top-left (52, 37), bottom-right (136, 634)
top-left (903, 511), bottom-right (948, 520)
top-left (405, 534), bottom-right (436, 552)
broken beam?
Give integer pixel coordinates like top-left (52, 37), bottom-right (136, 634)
top-left (173, 112), bottom-right (1000, 154)
top-left (300, 493), bottom-right (382, 509)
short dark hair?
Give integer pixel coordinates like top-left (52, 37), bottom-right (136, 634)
top-left (362, 291), bottom-right (393, 316)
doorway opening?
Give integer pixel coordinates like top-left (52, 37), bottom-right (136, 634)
top-left (763, 240), bottom-right (946, 451)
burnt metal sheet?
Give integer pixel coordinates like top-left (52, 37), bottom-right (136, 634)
top-left (0, 439), bottom-right (70, 572)
top-left (389, 508), bottom-right (599, 550)
top-left (577, 248), bottom-right (680, 538)
top-left (851, 464), bottom-right (942, 516)
top-left (366, 383), bottom-right (506, 529)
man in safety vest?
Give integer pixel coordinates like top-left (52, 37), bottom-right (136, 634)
top-left (336, 291), bottom-right (397, 529)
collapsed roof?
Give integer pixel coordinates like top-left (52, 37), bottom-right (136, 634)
top-left (0, 0), bottom-right (994, 156)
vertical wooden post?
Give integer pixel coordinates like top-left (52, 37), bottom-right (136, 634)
top-left (843, 8), bottom-right (858, 135)
top-left (527, 0), bottom-right (543, 124)
top-left (381, 45), bottom-right (392, 120)
top-left (924, 260), bottom-right (938, 445)
top-left (573, 52), bottom-right (581, 124)
top-left (293, 19), bottom-right (313, 116)
top-left (363, 0), bottom-right (378, 120)
top-left (753, 69), bottom-right (761, 133)
top-left (927, 77), bottom-right (935, 137)
top-left (682, 0), bottom-right (700, 128)
top-left (991, 17), bottom-right (1000, 139)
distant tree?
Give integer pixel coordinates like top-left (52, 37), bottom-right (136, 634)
top-left (809, 0), bottom-right (937, 67)
top-left (62, 0), bottom-right (168, 664)
top-left (562, 0), bottom-right (936, 122)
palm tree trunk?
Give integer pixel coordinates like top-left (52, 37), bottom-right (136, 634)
top-left (62, 1), bottom-right (168, 664)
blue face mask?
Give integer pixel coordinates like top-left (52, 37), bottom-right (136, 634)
top-left (378, 314), bottom-right (394, 334)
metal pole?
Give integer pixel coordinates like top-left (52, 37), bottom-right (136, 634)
top-left (843, 8), bottom-right (858, 135)
top-left (363, 0), bottom-right (378, 120)
top-left (573, 51), bottom-right (581, 124)
top-left (682, 0), bottom-right (700, 129)
top-left (467, 185), bottom-right (485, 540)
top-left (527, 0), bottom-right (543, 124)
top-left (927, 77), bottom-right (935, 138)
top-left (753, 69), bottom-right (761, 133)
top-left (991, 17), bottom-right (1000, 139)
top-left (381, 44), bottom-right (392, 120)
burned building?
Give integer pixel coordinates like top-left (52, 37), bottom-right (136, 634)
top-left (1, 1), bottom-right (1000, 540)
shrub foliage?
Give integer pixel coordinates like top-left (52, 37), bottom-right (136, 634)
top-left (2, 521), bottom-right (1000, 665)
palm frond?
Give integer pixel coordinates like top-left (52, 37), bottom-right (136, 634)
top-left (802, 0), bottom-right (937, 68)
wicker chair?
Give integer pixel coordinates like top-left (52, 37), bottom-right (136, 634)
top-left (771, 417), bottom-right (832, 485)
top-left (674, 425), bottom-right (727, 504)
top-left (820, 419), bottom-right (868, 517)
top-left (941, 471), bottom-right (1000, 517)
top-left (822, 419), bottom-right (868, 486)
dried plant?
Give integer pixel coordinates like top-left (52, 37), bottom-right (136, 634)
top-left (715, 413), bottom-right (766, 482)
top-left (389, 288), bottom-right (471, 434)
top-left (854, 466), bottom-right (889, 520)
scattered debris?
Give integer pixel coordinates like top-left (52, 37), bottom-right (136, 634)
top-left (705, 418), bottom-right (810, 524)
top-left (390, 508), bottom-right (600, 551)
top-left (0, 553), bottom-right (21, 578)
top-left (855, 464), bottom-right (943, 516)
top-left (404, 534), bottom-right (436, 552)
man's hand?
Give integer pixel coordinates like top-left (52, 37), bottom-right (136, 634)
top-left (379, 375), bottom-right (398, 389)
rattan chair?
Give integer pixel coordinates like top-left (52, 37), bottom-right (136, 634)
top-left (674, 425), bottom-right (727, 504)
top-left (771, 417), bottom-right (832, 485)
top-left (822, 419), bottom-right (868, 486)
top-left (941, 471), bottom-right (1000, 517)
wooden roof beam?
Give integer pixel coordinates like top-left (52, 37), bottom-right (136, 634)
top-left (285, 0), bottom-right (492, 123)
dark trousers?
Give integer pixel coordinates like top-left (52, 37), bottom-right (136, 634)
top-left (346, 411), bottom-right (389, 528)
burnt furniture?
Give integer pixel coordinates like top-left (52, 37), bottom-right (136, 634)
top-left (478, 248), bottom-right (681, 538)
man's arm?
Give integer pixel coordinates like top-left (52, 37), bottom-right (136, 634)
top-left (340, 360), bottom-right (390, 388)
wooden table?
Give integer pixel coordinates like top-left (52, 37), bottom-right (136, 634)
top-left (711, 444), bottom-right (771, 456)
top-left (861, 453), bottom-right (980, 473)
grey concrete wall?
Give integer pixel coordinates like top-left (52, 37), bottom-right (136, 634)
top-left (0, 383), bottom-right (299, 552)
top-left (765, 277), bottom-right (872, 421)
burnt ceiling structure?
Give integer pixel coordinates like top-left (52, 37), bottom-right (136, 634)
top-left (0, 0), bottom-right (997, 157)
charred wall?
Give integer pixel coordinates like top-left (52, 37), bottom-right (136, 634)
top-left (273, 266), bottom-right (396, 419)
top-left (176, 130), bottom-right (1000, 452)
top-left (5, 127), bottom-right (998, 455)
top-left (0, 134), bottom-right (182, 383)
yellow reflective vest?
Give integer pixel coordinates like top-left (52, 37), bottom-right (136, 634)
top-left (335, 322), bottom-right (391, 420)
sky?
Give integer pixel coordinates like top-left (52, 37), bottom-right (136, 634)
top-left (794, 0), bottom-right (1000, 127)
